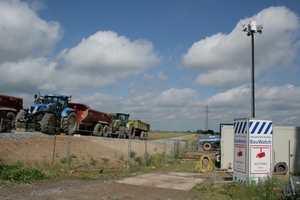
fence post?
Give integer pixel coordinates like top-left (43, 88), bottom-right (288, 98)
top-left (52, 134), bottom-right (57, 165)
top-left (127, 135), bottom-right (131, 174)
top-left (164, 140), bottom-right (167, 163)
top-left (66, 129), bottom-right (71, 170)
top-left (144, 140), bottom-right (147, 166)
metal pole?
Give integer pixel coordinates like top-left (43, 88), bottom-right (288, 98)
top-left (66, 130), bottom-right (71, 170)
top-left (52, 134), bottom-right (57, 165)
top-left (127, 135), bottom-right (131, 174)
top-left (144, 140), bottom-right (147, 166)
top-left (164, 140), bottom-right (167, 163)
top-left (251, 32), bottom-right (255, 118)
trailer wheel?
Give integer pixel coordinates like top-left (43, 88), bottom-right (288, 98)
top-left (93, 123), bottom-right (103, 136)
top-left (15, 110), bottom-right (27, 122)
top-left (144, 132), bottom-right (148, 140)
top-left (6, 112), bottom-right (15, 129)
top-left (128, 124), bottom-right (135, 139)
top-left (15, 110), bottom-right (27, 130)
top-left (203, 142), bottom-right (212, 151)
top-left (0, 111), bottom-right (8, 132)
top-left (62, 112), bottom-right (78, 135)
top-left (274, 162), bottom-right (288, 175)
top-left (41, 113), bottom-right (56, 135)
top-left (140, 131), bottom-right (144, 140)
top-left (102, 125), bottom-right (111, 137)
top-left (103, 125), bottom-right (109, 137)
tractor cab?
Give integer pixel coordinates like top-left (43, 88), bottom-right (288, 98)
top-left (113, 113), bottom-right (130, 126)
top-left (29, 94), bottom-right (70, 116)
top-left (42, 95), bottom-right (69, 115)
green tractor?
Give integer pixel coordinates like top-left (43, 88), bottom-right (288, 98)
top-left (110, 113), bottom-right (149, 140)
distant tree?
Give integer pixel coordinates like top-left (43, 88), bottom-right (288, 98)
top-left (196, 130), bottom-right (203, 134)
top-left (203, 129), bottom-right (214, 135)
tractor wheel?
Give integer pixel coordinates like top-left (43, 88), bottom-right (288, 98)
top-left (144, 132), bottom-right (148, 140)
top-left (0, 111), bottom-right (7, 132)
top-left (41, 113), bottom-right (56, 135)
top-left (119, 126), bottom-right (126, 139)
top-left (93, 123), bottom-right (103, 136)
top-left (128, 124), bottom-right (135, 139)
top-left (202, 142), bottom-right (212, 151)
top-left (103, 125), bottom-right (110, 137)
top-left (62, 112), bottom-right (78, 135)
top-left (139, 131), bottom-right (144, 140)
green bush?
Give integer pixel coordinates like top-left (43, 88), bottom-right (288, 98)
top-left (0, 163), bottom-right (45, 183)
top-left (130, 151), bottom-right (136, 158)
top-left (134, 156), bottom-right (143, 166)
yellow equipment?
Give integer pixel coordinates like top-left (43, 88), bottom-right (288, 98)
top-left (195, 155), bottom-right (216, 172)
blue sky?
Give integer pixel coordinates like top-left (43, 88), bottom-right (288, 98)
top-left (0, 0), bottom-right (300, 132)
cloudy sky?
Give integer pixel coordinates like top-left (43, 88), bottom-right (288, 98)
top-left (0, 0), bottom-right (300, 132)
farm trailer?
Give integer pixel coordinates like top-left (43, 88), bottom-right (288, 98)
top-left (127, 119), bottom-right (150, 140)
top-left (69, 105), bottom-right (150, 140)
top-left (68, 102), bottom-right (113, 136)
top-left (0, 94), bottom-right (23, 132)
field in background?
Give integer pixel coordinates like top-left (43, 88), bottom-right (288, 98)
top-left (148, 131), bottom-right (216, 142)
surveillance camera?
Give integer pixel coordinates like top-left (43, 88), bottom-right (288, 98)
top-left (256, 24), bottom-right (263, 33)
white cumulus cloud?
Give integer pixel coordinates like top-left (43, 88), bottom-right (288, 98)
top-left (182, 6), bottom-right (300, 89)
top-left (0, 0), bottom-right (62, 63)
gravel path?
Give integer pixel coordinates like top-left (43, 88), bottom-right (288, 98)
top-left (0, 130), bottom-right (47, 142)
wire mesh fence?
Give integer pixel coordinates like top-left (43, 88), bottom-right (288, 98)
top-left (0, 128), bottom-right (199, 174)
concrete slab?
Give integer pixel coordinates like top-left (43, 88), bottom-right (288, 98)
top-left (116, 172), bottom-right (207, 191)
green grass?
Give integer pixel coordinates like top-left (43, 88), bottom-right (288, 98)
top-left (147, 131), bottom-right (192, 140)
top-left (191, 176), bottom-right (288, 200)
top-left (0, 155), bottom-right (292, 200)
top-left (0, 162), bottom-right (45, 183)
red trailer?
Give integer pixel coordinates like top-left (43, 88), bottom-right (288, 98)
top-left (0, 94), bottom-right (23, 132)
top-left (68, 102), bottom-right (113, 136)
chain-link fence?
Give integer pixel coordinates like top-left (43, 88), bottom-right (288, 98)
top-left (0, 131), bottom-right (199, 174)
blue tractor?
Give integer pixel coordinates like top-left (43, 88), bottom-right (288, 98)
top-left (196, 135), bottom-right (220, 151)
top-left (15, 93), bottom-right (78, 135)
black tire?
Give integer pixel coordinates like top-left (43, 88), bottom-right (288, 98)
top-left (15, 110), bottom-right (27, 130)
top-left (15, 110), bottom-right (27, 122)
top-left (0, 111), bottom-right (8, 132)
top-left (274, 162), bottom-right (288, 175)
top-left (62, 112), bottom-right (78, 135)
top-left (128, 124), bottom-right (135, 139)
top-left (6, 112), bottom-right (15, 129)
top-left (139, 131), bottom-right (144, 140)
top-left (203, 142), bottom-right (212, 151)
top-left (119, 126), bottom-right (126, 139)
top-left (93, 123), bottom-right (103, 136)
top-left (103, 125), bottom-right (109, 137)
top-left (41, 113), bottom-right (56, 135)
top-left (144, 132), bottom-right (148, 140)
